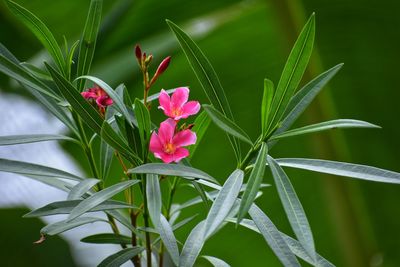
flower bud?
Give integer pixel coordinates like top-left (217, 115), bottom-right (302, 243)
top-left (135, 44), bottom-right (142, 62)
top-left (155, 56), bottom-right (171, 76)
top-left (145, 54), bottom-right (153, 65)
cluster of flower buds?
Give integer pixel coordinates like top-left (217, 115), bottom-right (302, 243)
top-left (81, 85), bottom-right (113, 115)
top-left (135, 44), bottom-right (171, 105)
top-left (150, 87), bottom-right (200, 163)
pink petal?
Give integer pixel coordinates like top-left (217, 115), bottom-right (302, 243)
top-left (96, 96), bottom-right (113, 107)
top-left (173, 147), bottom-right (189, 162)
top-left (180, 101), bottom-right (200, 119)
top-left (149, 132), bottom-right (163, 154)
top-left (158, 152), bottom-right (175, 163)
top-left (158, 89), bottom-right (171, 114)
top-left (81, 91), bottom-right (97, 99)
top-left (158, 119), bottom-right (176, 143)
top-left (173, 129), bottom-right (197, 147)
top-left (171, 87), bottom-right (189, 108)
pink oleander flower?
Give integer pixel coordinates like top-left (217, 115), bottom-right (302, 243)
top-left (158, 87), bottom-right (200, 120)
top-left (150, 118), bottom-right (197, 163)
top-left (81, 85), bottom-right (113, 113)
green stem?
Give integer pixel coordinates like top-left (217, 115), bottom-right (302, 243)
top-left (141, 174), bottom-right (152, 267)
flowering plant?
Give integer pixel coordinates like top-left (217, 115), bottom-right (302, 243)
top-left (1, 1), bottom-right (400, 267)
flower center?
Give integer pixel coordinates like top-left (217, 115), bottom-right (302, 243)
top-left (171, 107), bottom-right (182, 117)
top-left (163, 142), bottom-right (176, 154)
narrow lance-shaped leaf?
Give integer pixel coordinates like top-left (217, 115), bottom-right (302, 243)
top-left (267, 155), bottom-right (316, 261)
top-left (67, 180), bottom-right (140, 222)
top-left (67, 178), bottom-right (100, 200)
top-left (5, 0), bottom-right (66, 76)
top-left (146, 174), bottom-right (162, 226)
top-left (179, 220), bottom-right (206, 267)
top-left (237, 142), bottom-right (268, 223)
top-left (0, 134), bottom-right (78, 146)
top-left (98, 247), bottom-right (144, 267)
top-left (41, 217), bottom-right (107, 236)
top-left (128, 163), bottom-right (218, 184)
top-left (65, 40), bottom-right (80, 80)
top-left (266, 13), bottom-right (315, 134)
top-left (276, 158), bottom-right (400, 184)
top-left (21, 62), bottom-right (52, 81)
top-left (248, 204), bottom-right (300, 267)
top-left (204, 169), bottom-right (243, 239)
top-left (261, 79), bottom-right (274, 134)
top-left (188, 110), bottom-right (211, 157)
top-left (81, 233), bottom-right (131, 245)
top-left (134, 98), bottom-right (151, 158)
top-left (77, 0), bottom-right (103, 91)
top-left (158, 215), bottom-right (180, 266)
top-left (203, 104), bottom-right (252, 145)
top-left (166, 19), bottom-right (241, 161)
top-left (202, 256), bottom-right (231, 267)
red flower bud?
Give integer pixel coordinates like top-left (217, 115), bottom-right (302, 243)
top-left (155, 56), bottom-right (171, 76)
top-left (135, 44), bottom-right (142, 62)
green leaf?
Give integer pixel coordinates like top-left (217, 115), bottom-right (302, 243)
top-left (267, 155), bottom-right (316, 261)
top-left (106, 210), bottom-right (138, 234)
top-left (24, 200), bottom-right (133, 218)
top-left (67, 180), bottom-right (140, 222)
top-left (266, 13), bottom-right (315, 134)
top-left (146, 174), bottom-right (162, 226)
top-left (128, 163), bottom-right (218, 184)
top-left (21, 62), bottom-right (52, 81)
top-left (65, 40), bottom-right (80, 80)
top-left (0, 158), bottom-right (82, 181)
top-left (188, 110), bottom-right (211, 157)
top-left (67, 178), bottom-right (100, 200)
top-left (179, 220), bottom-right (206, 267)
top-left (24, 175), bottom-right (74, 192)
top-left (237, 143), bottom-right (268, 223)
top-left (158, 215), bottom-right (180, 266)
top-left (134, 98), bottom-right (151, 158)
top-left (248, 205), bottom-right (300, 267)
top-left (98, 247), bottom-right (144, 267)
top-left (270, 119), bottom-right (379, 140)
top-left (41, 217), bottom-right (107, 235)
top-left (276, 158), bottom-right (400, 184)
top-left (77, 0), bottom-right (103, 91)
top-left (203, 104), bottom-right (252, 145)
top-left (6, 0), bottom-right (66, 76)
top-left (0, 134), bottom-right (78, 146)
top-left (0, 55), bottom-right (60, 101)
top-left (81, 233), bottom-right (131, 245)
top-left (202, 256), bottom-right (231, 267)
top-left (204, 169), bottom-right (243, 239)
top-left (261, 79), bottom-right (274, 134)
top-left (166, 19), bottom-right (240, 161)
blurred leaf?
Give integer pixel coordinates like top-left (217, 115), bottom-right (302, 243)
top-left (0, 158), bottom-right (82, 181)
top-left (188, 110), bottom-right (211, 157)
top-left (67, 178), bottom-right (100, 200)
top-left (98, 247), bottom-right (144, 267)
top-left (203, 104), bottom-right (252, 145)
top-left (24, 200), bottom-right (133, 218)
top-left (204, 169), bottom-right (243, 239)
top-left (67, 180), bottom-right (140, 222)
top-left (5, 0), bottom-right (66, 76)
top-left (248, 205), bottom-right (300, 267)
top-left (24, 175), bottom-right (74, 192)
top-left (158, 215), bottom-right (180, 266)
top-left (202, 256), bottom-right (231, 267)
top-left (166, 19), bottom-right (240, 161)
top-left (41, 217), bottom-right (107, 235)
top-left (20, 62), bottom-right (52, 81)
top-left (99, 130), bottom-right (114, 181)
top-left (267, 155), bottom-right (316, 261)
top-left (276, 158), bottom-right (400, 184)
top-left (266, 13), bottom-right (315, 134)
top-left (65, 40), bottom-right (79, 80)
top-left (81, 233), bottom-right (131, 245)
top-left (128, 163), bottom-right (218, 184)
top-left (145, 88), bottom-right (177, 104)
top-left (146, 174), bottom-right (162, 226)
top-left (237, 142), bottom-right (267, 223)
top-left (77, 0), bottom-right (102, 91)
top-left (179, 220), bottom-right (206, 267)
top-left (0, 134), bottom-right (78, 146)
top-left (261, 79), bottom-right (274, 135)
top-left (270, 119), bottom-right (379, 140)
top-left (134, 98), bottom-right (151, 158)
top-left (106, 210), bottom-right (138, 233)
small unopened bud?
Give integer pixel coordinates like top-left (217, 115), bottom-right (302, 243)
top-left (145, 54), bottom-right (153, 65)
top-left (135, 44), bottom-right (142, 62)
top-left (149, 56), bottom-right (171, 86)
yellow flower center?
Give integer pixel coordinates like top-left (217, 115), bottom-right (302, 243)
top-left (164, 142), bottom-right (176, 154)
top-left (171, 107), bottom-right (182, 117)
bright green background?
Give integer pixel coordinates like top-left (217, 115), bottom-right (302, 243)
top-left (0, 0), bottom-right (399, 266)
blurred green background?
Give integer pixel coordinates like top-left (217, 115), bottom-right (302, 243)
top-left (1, 0), bottom-right (399, 266)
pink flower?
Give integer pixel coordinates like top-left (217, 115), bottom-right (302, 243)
top-left (81, 85), bottom-right (113, 112)
top-left (150, 119), bottom-right (197, 163)
top-left (158, 87), bottom-right (200, 120)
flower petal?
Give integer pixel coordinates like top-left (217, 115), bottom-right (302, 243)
top-left (171, 87), bottom-right (189, 108)
top-left (180, 101), bottom-right (200, 119)
top-left (173, 147), bottom-right (189, 162)
top-left (81, 91), bottom-right (97, 99)
top-left (96, 96), bottom-right (113, 107)
top-left (159, 152), bottom-right (175, 163)
top-left (149, 132), bottom-right (163, 154)
top-left (173, 129), bottom-right (197, 147)
top-left (158, 89), bottom-right (171, 114)
top-left (158, 119), bottom-right (176, 143)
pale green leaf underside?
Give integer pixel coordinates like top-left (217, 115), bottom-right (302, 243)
top-left (98, 247), bottom-right (144, 267)
top-left (0, 134), bottom-right (78, 146)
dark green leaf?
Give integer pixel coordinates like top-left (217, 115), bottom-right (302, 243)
top-left (0, 134), bottom-right (78, 146)
top-left (203, 104), bottom-right (252, 145)
top-left (98, 247), bottom-right (144, 267)
top-left (81, 233), bottom-right (131, 245)
top-left (20, 62), bottom-right (52, 81)
top-left (188, 110), bottom-right (211, 157)
top-left (261, 79), bottom-right (274, 134)
top-left (237, 143), bottom-right (268, 223)
top-left (134, 98), bottom-right (151, 158)
top-left (77, 0), bottom-right (102, 91)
